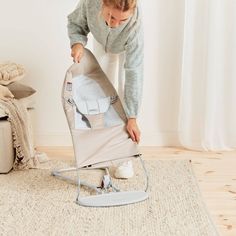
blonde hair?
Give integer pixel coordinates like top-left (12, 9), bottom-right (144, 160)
top-left (103, 0), bottom-right (137, 11)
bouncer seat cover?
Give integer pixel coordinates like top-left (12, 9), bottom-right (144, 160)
top-left (62, 48), bottom-right (139, 169)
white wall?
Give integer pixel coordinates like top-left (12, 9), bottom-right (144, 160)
top-left (0, 0), bottom-right (185, 146)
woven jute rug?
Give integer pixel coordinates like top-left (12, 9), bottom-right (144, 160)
top-left (0, 159), bottom-right (219, 236)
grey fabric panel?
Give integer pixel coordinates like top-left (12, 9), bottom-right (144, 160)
top-left (72, 74), bottom-right (123, 129)
top-left (61, 48), bottom-right (138, 168)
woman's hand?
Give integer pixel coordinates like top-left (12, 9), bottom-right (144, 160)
top-left (126, 118), bottom-right (141, 144)
top-left (71, 43), bottom-right (84, 63)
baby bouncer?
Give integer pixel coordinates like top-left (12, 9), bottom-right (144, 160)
top-left (51, 48), bottom-right (149, 207)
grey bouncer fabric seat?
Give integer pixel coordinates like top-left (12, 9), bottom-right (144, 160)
top-left (51, 48), bottom-right (149, 207)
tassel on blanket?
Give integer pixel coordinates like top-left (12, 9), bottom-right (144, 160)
top-left (0, 98), bottom-right (40, 170)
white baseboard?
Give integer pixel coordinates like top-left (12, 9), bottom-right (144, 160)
top-left (34, 131), bottom-right (180, 147)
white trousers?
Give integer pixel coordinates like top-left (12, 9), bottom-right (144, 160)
top-left (93, 38), bottom-right (126, 106)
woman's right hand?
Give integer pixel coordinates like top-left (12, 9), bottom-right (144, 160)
top-left (71, 43), bottom-right (84, 63)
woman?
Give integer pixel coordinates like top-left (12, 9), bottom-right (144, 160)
top-left (67, 0), bottom-right (144, 178)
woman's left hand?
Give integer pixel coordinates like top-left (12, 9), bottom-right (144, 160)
top-left (126, 118), bottom-right (141, 144)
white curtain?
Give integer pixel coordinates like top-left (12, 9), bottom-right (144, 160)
top-left (178, 0), bottom-right (236, 151)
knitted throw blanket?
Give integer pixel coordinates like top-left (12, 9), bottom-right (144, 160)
top-left (0, 62), bottom-right (25, 85)
top-left (0, 99), bottom-right (40, 170)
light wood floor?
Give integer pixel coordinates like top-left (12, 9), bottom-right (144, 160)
top-left (37, 146), bottom-right (236, 236)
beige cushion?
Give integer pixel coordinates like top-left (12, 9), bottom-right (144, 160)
top-left (6, 82), bottom-right (36, 99)
top-left (0, 62), bottom-right (26, 85)
top-left (0, 85), bottom-right (14, 101)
